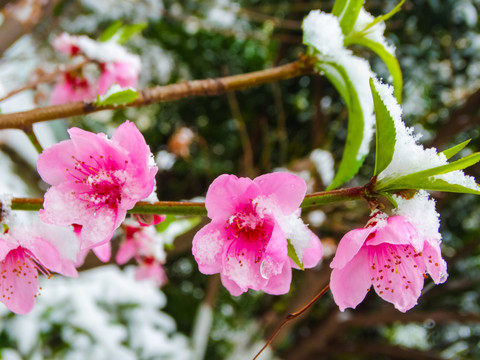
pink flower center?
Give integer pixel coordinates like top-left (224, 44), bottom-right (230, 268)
top-left (225, 204), bottom-right (273, 266)
top-left (67, 155), bottom-right (128, 211)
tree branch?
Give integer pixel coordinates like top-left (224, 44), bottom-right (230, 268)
top-left (0, 56), bottom-right (316, 129)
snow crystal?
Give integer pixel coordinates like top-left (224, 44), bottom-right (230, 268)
top-left (393, 190), bottom-right (441, 241)
top-left (352, 8), bottom-right (396, 55)
top-left (375, 80), bottom-right (480, 192)
top-left (156, 150), bottom-right (176, 171)
top-left (279, 213), bottom-right (312, 262)
top-left (302, 11), bottom-right (345, 58)
top-left (310, 149), bottom-right (334, 187)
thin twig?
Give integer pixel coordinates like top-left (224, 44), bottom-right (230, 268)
top-left (0, 59), bottom-right (90, 103)
top-left (24, 126), bottom-right (43, 154)
top-left (252, 283), bottom-right (330, 360)
top-left (0, 56), bottom-right (316, 129)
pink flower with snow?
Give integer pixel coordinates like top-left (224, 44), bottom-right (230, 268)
top-left (192, 173), bottom-right (323, 296)
top-left (98, 61), bottom-right (141, 95)
top-left (135, 257), bottom-right (168, 287)
top-left (50, 73), bottom-right (97, 105)
top-left (330, 215), bottom-right (448, 313)
top-left (38, 121), bottom-right (158, 251)
top-left (0, 225), bottom-right (78, 314)
top-left (52, 33), bottom-right (81, 56)
top-left (116, 224), bottom-right (168, 287)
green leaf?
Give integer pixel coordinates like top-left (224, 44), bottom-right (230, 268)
top-left (346, 37), bottom-right (403, 103)
top-left (440, 139), bottom-right (471, 160)
top-left (100, 21), bottom-right (123, 42)
top-left (118, 23), bottom-right (147, 44)
top-left (317, 62), bottom-right (368, 190)
top-left (376, 152), bottom-right (480, 194)
top-left (370, 78), bottom-right (396, 175)
top-left (363, 0), bottom-right (405, 33)
top-left (380, 192), bottom-right (398, 207)
top-left (156, 215), bottom-right (176, 232)
top-left (287, 239), bottom-right (304, 270)
top-left (339, 0), bottom-right (365, 35)
top-left (332, 0), bottom-right (348, 16)
top-left (387, 177), bottom-right (480, 195)
top-left (94, 88), bottom-right (139, 107)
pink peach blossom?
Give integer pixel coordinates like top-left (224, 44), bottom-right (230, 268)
top-left (135, 257), bottom-right (168, 287)
top-left (38, 121), bottom-right (158, 251)
top-left (52, 33), bottom-right (81, 56)
top-left (192, 173), bottom-right (323, 296)
top-left (98, 61), bottom-right (141, 95)
top-left (50, 73), bottom-right (96, 105)
top-left (330, 215), bottom-right (447, 312)
top-left (0, 226), bottom-right (78, 314)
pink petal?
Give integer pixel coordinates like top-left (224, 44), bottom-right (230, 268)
top-left (116, 239), bottom-right (137, 265)
top-left (192, 222), bottom-right (226, 275)
top-left (262, 262), bottom-right (292, 295)
top-left (205, 174), bottom-right (261, 221)
top-left (223, 246), bottom-right (266, 292)
top-left (300, 230), bottom-right (323, 269)
top-left (0, 241), bottom-right (19, 262)
top-left (92, 242), bottom-right (112, 263)
top-left (253, 172), bottom-right (306, 215)
top-left (135, 262), bottom-right (167, 287)
top-left (220, 273), bottom-right (244, 296)
top-left (330, 247), bottom-right (371, 311)
top-left (37, 139), bottom-right (77, 185)
top-left (367, 216), bottom-right (423, 252)
top-left (0, 249), bottom-right (38, 314)
top-left (29, 237), bottom-right (77, 277)
top-left (368, 243), bottom-right (425, 312)
top-left (423, 239), bottom-right (448, 284)
top-left (330, 227), bottom-right (372, 269)
top-left (261, 224), bottom-right (288, 279)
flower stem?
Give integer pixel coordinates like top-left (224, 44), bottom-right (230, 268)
top-left (24, 127), bottom-right (43, 154)
top-left (8, 186), bottom-right (367, 215)
top-left (252, 283), bottom-right (331, 360)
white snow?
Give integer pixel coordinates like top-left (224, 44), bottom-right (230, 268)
top-left (310, 149), bottom-right (335, 187)
top-left (374, 79), bottom-right (480, 192)
top-left (352, 8), bottom-right (396, 55)
top-left (0, 266), bottom-right (192, 360)
top-left (393, 190), bottom-right (441, 241)
top-left (302, 11), bottom-right (345, 58)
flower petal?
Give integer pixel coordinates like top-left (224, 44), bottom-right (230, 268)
top-left (37, 139), bottom-right (77, 185)
top-left (192, 222), bottom-right (226, 275)
top-left (300, 229), bottom-right (323, 269)
top-left (116, 239), bottom-right (137, 265)
top-left (330, 227), bottom-right (372, 269)
top-left (253, 172), bottom-right (306, 215)
top-left (92, 242), bottom-right (112, 263)
top-left (0, 250), bottom-right (38, 314)
top-left (220, 273), bottom-right (244, 296)
top-left (261, 224), bottom-right (288, 279)
top-left (330, 247), bottom-right (371, 311)
top-left (29, 237), bottom-right (77, 277)
top-left (262, 262), bottom-right (292, 295)
top-left (205, 174), bottom-right (260, 221)
top-left (367, 216), bottom-right (423, 251)
top-left (369, 243), bottom-right (425, 312)
top-left (423, 239), bottom-right (448, 284)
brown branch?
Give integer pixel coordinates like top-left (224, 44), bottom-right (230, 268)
top-left (0, 56), bottom-right (316, 129)
top-left (252, 283), bottom-right (330, 360)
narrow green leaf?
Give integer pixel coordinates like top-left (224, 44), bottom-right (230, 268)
top-left (318, 62), bottom-right (367, 190)
top-left (332, 0), bottom-right (348, 16)
top-left (440, 139), bottom-right (471, 160)
top-left (394, 152), bottom-right (480, 183)
top-left (380, 192), bottom-right (398, 207)
top-left (100, 21), bottom-right (123, 42)
top-left (370, 78), bottom-right (396, 175)
top-left (385, 177), bottom-right (480, 195)
top-left (363, 0), bottom-right (405, 33)
top-left (287, 239), bottom-right (304, 270)
top-left (94, 88), bottom-right (139, 107)
top-left (118, 23), bottom-right (147, 44)
top-left (339, 0), bottom-right (365, 35)
top-left (156, 215), bottom-right (176, 232)
top-left (346, 37), bottom-right (403, 103)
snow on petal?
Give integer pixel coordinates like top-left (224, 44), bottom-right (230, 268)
top-left (38, 121), bottom-right (157, 251)
top-left (330, 211), bottom-right (448, 312)
top-left (193, 172), bottom-right (322, 295)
